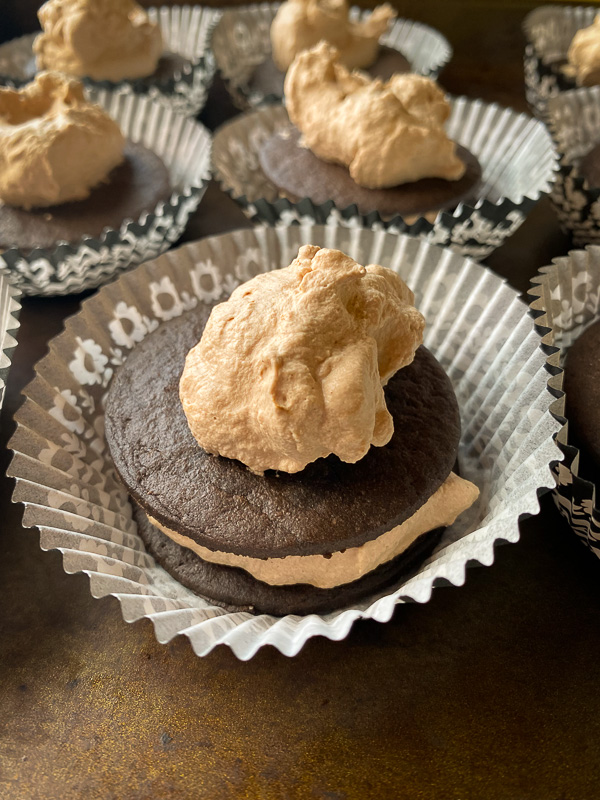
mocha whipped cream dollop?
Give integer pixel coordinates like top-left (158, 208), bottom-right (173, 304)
top-left (271, 0), bottom-right (396, 72)
top-left (180, 245), bottom-right (425, 475)
top-left (566, 14), bottom-right (600, 86)
top-left (0, 72), bottom-right (124, 210)
top-left (285, 43), bottom-right (466, 189)
top-left (34, 0), bottom-right (163, 82)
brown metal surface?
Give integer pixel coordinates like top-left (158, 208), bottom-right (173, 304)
top-left (2, 5), bottom-right (600, 798)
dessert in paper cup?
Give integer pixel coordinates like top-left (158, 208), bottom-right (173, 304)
top-left (0, 276), bottom-right (21, 410)
top-left (546, 85), bottom-right (600, 246)
top-left (213, 47), bottom-right (558, 260)
top-left (530, 245), bottom-right (600, 558)
top-left (0, 73), bottom-right (211, 297)
top-left (8, 224), bottom-right (561, 659)
top-left (210, 0), bottom-right (451, 110)
top-left (523, 4), bottom-right (600, 120)
top-left (0, 1), bottom-right (217, 117)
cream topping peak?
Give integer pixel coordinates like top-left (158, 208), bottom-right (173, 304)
top-left (567, 14), bottom-right (600, 87)
top-left (34, 0), bottom-right (163, 82)
top-left (0, 72), bottom-right (124, 210)
top-left (180, 245), bottom-right (425, 475)
top-left (271, 0), bottom-right (396, 71)
top-left (285, 43), bottom-right (466, 189)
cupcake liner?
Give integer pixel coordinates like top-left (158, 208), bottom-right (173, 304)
top-left (523, 4), bottom-right (596, 120)
top-left (8, 224), bottom-right (562, 659)
top-left (529, 245), bottom-right (600, 556)
top-left (546, 85), bottom-right (600, 246)
top-left (212, 100), bottom-right (558, 260)
top-left (210, 2), bottom-right (452, 110)
top-left (0, 276), bottom-right (21, 410)
top-left (0, 5), bottom-right (218, 116)
top-left (0, 88), bottom-right (211, 297)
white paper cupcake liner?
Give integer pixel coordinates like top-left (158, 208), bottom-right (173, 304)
top-left (0, 88), bottom-right (211, 297)
top-left (529, 245), bottom-right (600, 556)
top-left (523, 4), bottom-right (596, 120)
top-left (0, 5), bottom-right (218, 116)
top-left (0, 275), bottom-right (21, 410)
top-left (210, 2), bottom-right (452, 110)
top-left (212, 100), bottom-right (558, 260)
top-left (545, 85), bottom-right (600, 246)
top-left (8, 224), bottom-right (562, 659)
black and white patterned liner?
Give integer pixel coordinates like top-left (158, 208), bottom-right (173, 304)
top-left (8, 224), bottom-right (562, 659)
top-left (0, 275), bottom-right (21, 410)
top-left (0, 5), bottom-right (219, 117)
top-left (529, 246), bottom-right (600, 558)
top-left (546, 85), bottom-right (600, 246)
top-left (212, 100), bottom-right (558, 260)
top-left (210, 2), bottom-right (452, 110)
top-left (0, 88), bottom-right (211, 297)
top-left (523, 4), bottom-right (596, 120)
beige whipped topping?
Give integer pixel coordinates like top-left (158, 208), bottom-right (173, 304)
top-left (0, 72), bottom-right (124, 210)
top-left (149, 472), bottom-right (479, 588)
top-left (180, 245), bottom-right (425, 475)
top-left (566, 14), bottom-right (600, 87)
top-left (34, 0), bottom-right (163, 82)
top-left (285, 42), bottom-right (466, 189)
top-left (271, 0), bottom-right (396, 72)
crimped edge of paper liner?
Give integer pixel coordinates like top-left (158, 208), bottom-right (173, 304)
top-left (545, 85), bottom-right (600, 245)
top-left (0, 276), bottom-right (21, 409)
top-left (7, 224), bottom-right (563, 659)
top-left (0, 5), bottom-right (219, 115)
top-left (522, 5), bottom-right (597, 119)
top-left (522, 4), bottom-right (597, 62)
top-left (0, 88), bottom-right (211, 297)
top-left (529, 248), bottom-right (600, 548)
top-left (210, 1), bottom-right (452, 110)
top-left (212, 99), bottom-right (558, 259)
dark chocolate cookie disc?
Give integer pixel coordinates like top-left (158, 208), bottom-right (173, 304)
top-left (104, 304), bottom-right (461, 559)
top-left (0, 141), bottom-right (172, 251)
top-left (248, 46), bottom-right (411, 99)
top-left (258, 127), bottom-right (482, 218)
top-left (564, 318), bottom-right (600, 483)
top-left (134, 504), bottom-right (443, 616)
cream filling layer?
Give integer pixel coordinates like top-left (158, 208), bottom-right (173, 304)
top-left (147, 471), bottom-right (479, 589)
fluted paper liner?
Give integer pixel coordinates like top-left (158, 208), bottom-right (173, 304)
top-left (211, 2), bottom-right (452, 109)
top-left (0, 276), bottom-right (21, 410)
top-left (212, 100), bottom-right (558, 260)
top-left (0, 5), bottom-right (218, 117)
top-left (530, 245), bottom-right (600, 556)
top-left (0, 88), bottom-right (211, 297)
top-left (523, 4), bottom-right (597, 120)
top-left (546, 85), bottom-right (600, 246)
top-left (7, 224), bottom-right (562, 659)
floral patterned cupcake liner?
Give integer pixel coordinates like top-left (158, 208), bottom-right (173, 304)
top-left (0, 5), bottom-right (218, 117)
top-left (0, 275), bottom-right (21, 410)
top-left (529, 245), bottom-right (600, 557)
top-left (210, 2), bottom-right (452, 110)
top-left (212, 100), bottom-right (558, 260)
top-left (546, 85), bottom-right (600, 246)
top-left (8, 223), bottom-right (562, 659)
top-left (0, 88), bottom-right (211, 297)
top-left (523, 4), bottom-right (596, 120)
